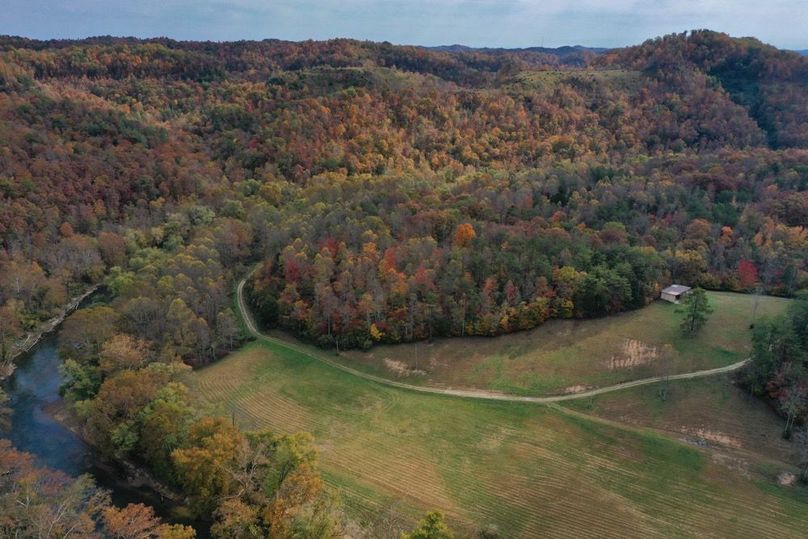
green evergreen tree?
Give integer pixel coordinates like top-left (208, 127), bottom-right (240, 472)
top-left (676, 288), bottom-right (713, 335)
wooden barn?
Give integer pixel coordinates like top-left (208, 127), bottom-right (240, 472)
top-left (661, 284), bottom-right (691, 304)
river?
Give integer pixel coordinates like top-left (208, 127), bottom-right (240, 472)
top-left (4, 335), bottom-right (206, 534)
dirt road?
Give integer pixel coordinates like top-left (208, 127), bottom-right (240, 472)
top-left (236, 277), bottom-right (749, 404)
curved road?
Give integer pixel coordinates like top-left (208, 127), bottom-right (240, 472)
top-left (237, 277), bottom-right (750, 404)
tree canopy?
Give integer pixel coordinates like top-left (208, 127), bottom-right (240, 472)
top-left (0, 30), bottom-right (806, 537)
top-left (676, 288), bottom-right (714, 335)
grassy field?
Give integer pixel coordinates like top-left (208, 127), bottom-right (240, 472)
top-left (188, 336), bottom-right (808, 538)
top-left (339, 292), bottom-right (790, 396)
top-left (565, 375), bottom-right (799, 471)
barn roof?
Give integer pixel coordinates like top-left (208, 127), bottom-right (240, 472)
top-left (661, 284), bottom-right (691, 295)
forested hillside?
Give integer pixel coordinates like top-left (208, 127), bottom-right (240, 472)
top-left (0, 30), bottom-right (807, 534)
top-left (1, 30), bottom-right (806, 356)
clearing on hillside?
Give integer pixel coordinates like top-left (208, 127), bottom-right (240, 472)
top-left (563, 375), bottom-right (801, 478)
top-left (188, 338), bottom-right (808, 538)
top-left (338, 292), bottom-right (789, 396)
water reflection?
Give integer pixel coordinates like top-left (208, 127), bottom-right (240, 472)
top-left (4, 336), bottom-right (205, 535)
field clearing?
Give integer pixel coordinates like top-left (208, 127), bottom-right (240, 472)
top-left (188, 338), bottom-right (808, 538)
top-left (340, 292), bottom-right (790, 396)
top-left (565, 375), bottom-right (800, 473)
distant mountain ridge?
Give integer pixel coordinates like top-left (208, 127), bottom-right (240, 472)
top-left (1, 30), bottom-right (806, 146)
top-left (428, 44), bottom-right (606, 67)
top-left (429, 44), bottom-right (608, 54)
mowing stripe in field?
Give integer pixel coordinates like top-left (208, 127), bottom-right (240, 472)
top-left (190, 339), bottom-right (808, 537)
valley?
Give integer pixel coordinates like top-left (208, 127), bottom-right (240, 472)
top-left (1, 27), bottom-right (806, 538)
top-left (183, 285), bottom-right (808, 535)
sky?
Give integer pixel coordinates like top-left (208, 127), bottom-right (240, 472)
top-left (3, 0), bottom-right (808, 50)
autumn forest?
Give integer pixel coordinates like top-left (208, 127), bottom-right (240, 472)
top-left (1, 30), bottom-right (807, 536)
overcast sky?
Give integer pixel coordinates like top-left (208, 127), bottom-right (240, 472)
top-left (3, 1), bottom-right (808, 50)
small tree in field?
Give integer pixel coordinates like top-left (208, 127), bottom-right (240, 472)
top-left (676, 288), bottom-right (713, 336)
top-left (402, 511), bottom-right (453, 539)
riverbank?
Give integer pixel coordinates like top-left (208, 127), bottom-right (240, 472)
top-left (2, 289), bottom-right (209, 535)
top-left (5, 335), bottom-right (208, 535)
top-left (2, 284), bottom-right (99, 380)
top-left (45, 398), bottom-right (187, 507)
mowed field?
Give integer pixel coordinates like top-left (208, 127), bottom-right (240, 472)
top-left (565, 375), bottom-right (801, 474)
top-left (340, 292), bottom-right (790, 396)
top-left (188, 337), bottom-right (808, 538)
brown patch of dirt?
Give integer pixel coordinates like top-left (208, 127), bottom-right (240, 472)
top-left (777, 472), bottom-right (796, 486)
top-left (383, 358), bottom-right (426, 376)
top-left (684, 428), bottom-right (743, 449)
top-left (608, 339), bottom-right (659, 370)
